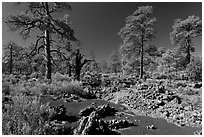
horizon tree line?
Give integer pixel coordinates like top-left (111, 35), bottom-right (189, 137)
top-left (3, 3), bottom-right (202, 81)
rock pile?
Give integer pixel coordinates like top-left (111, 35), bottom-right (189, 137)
top-left (74, 111), bottom-right (120, 135)
top-left (44, 120), bottom-right (73, 135)
top-left (50, 105), bottom-right (67, 121)
top-left (75, 103), bottom-right (135, 135)
top-left (111, 81), bottom-right (202, 128)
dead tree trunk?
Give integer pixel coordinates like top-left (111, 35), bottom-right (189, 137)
top-left (75, 49), bottom-right (93, 81)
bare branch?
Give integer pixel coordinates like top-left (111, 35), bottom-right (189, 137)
top-left (80, 59), bottom-right (94, 69)
top-left (29, 36), bottom-right (45, 56)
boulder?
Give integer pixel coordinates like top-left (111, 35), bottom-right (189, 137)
top-left (74, 111), bottom-right (120, 135)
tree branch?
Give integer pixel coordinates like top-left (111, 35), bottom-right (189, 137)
top-left (29, 36), bottom-right (45, 56)
top-left (80, 59), bottom-right (94, 69)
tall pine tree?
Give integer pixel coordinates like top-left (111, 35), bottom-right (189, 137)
top-left (118, 6), bottom-right (156, 78)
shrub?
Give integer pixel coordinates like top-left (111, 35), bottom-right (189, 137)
top-left (38, 80), bottom-right (95, 99)
top-left (29, 72), bottom-right (44, 79)
top-left (174, 80), bottom-right (187, 88)
top-left (82, 72), bottom-right (102, 88)
top-left (187, 57), bottom-right (202, 82)
top-left (178, 87), bottom-right (201, 96)
top-left (2, 93), bottom-right (54, 135)
top-left (152, 72), bottom-right (161, 79)
top-left (101, 74), bottom-right (120, 87)
top-left (2, 82), bottom-right (11, 95)
top-left (10, 80), bottom-right (45, 96)
top-left (52, 72), bottom-right (72, 82)
top-left (58, 80), bottom-right (83, 95)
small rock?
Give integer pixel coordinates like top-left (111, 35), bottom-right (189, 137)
top-left (146, 125), bottom-right (157, 130)
top-left (179, 113), bottom-right (184, 118)
top-left (194, 83), bottom-right (202, 88)
top-left (163, 111), bottom-right (170, 117)
top-left (184, 106), bottom-right (192, 111)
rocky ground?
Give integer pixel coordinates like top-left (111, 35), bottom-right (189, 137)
top-left (39, 92), bottom-right (201, 135)
top-left (102, 80), bottom-right (202, 129)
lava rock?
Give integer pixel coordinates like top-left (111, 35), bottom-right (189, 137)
top-left (140, 84), bottom-right (149, 90)
top-left (163, 111), bottom-right (170, 118)
top-left (156, 100), bottom-right (165, 106)
top-left (74, 111), bottom-right (120, 135)
top-left (106, 119), bottom-right (134, 129)
top-left (146, 125), bottom-right (157, 130)
top-left (50, 105), bottom-right (68, 121)
top-left (79, 103), bottom-right (117, 118)
top-left (97, 104), bottom-right (117, 117)
top-left (194, 83), bottom-right (202, 88)
top-left (44, 120), bottom-right (73, 135)
top-left (194, 130), bottom-right (202, 135)
top-left (79, 106), bottom-right (96, 117)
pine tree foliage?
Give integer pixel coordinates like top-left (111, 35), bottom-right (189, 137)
top-left (109, 51), bottom-right (121, 74)
top-left (4, 2), bottom-right (77, 79)
top-left (3, 41), bottom-right (25, 74)
top-left (170, 15), bottom-right (202, 64)
top-left (118, 6), bottom-right (156, 78)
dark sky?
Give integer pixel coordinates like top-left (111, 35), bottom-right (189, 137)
top-left (2, 2), bottom-right (202, 61)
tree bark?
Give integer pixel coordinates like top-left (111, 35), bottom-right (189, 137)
top-left (44, 2), bottom-right (52, 79)
top-left (9, 44), bottom-right (13, 74)
top-left (44, 30), bottom-right (52, 79)
top-left (140, 35), bottom-right (144, 79)
top-left (186, 38), bottom-right (191, 65)
top-left (67, 62), bottom-right (72, 77)
top-left (74, 49), bottom-right (93, 81)
top-left (75, 49), bottom-right (81, 81)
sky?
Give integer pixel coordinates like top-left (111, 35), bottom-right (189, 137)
top-left (2, 2), bottom-right (202, 61)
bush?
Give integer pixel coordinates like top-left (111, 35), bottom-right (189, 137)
top-left (52, 72), bottom-right (73, 82)
top-left (82, 72), bottom-right (102, 88)
top-left (178, 87), bottom-right (201, 96)
top-left (152, 72), bottom-right (167, 79)
top-left (58, 80), bottom-right (84, 96)
top-left (29, 72), bottom-right (44, 79)
top-left (2, 93), bottom-right (54, 135)
top-left (10, 80), bottom-right (45, 96)
top-left (187, 57), bottom-right (202, 82)
top-left (101, 74), bottom-right (120, 87)
top-left (174, 80), bottom-right (187, 88)
top-left (37, 80), bottom-right (95, 99)
top-left (2, 83), bottom-right (11, 95)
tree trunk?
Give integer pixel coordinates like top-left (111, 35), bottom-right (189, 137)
top-left (9, 44), bottom-right (13, 74)
top-left (67, 63), bottom-right (72, 77)
top-left (186, 38), bottom-right (191, 65)
top-left (44, 30), bottom-right (52, 79)
top-left (75, 49), bottom-right (81, 81)
top-left (140, 36), bottom-right (144, 79)
top-left (44, 2), bottom-right (52, 80)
